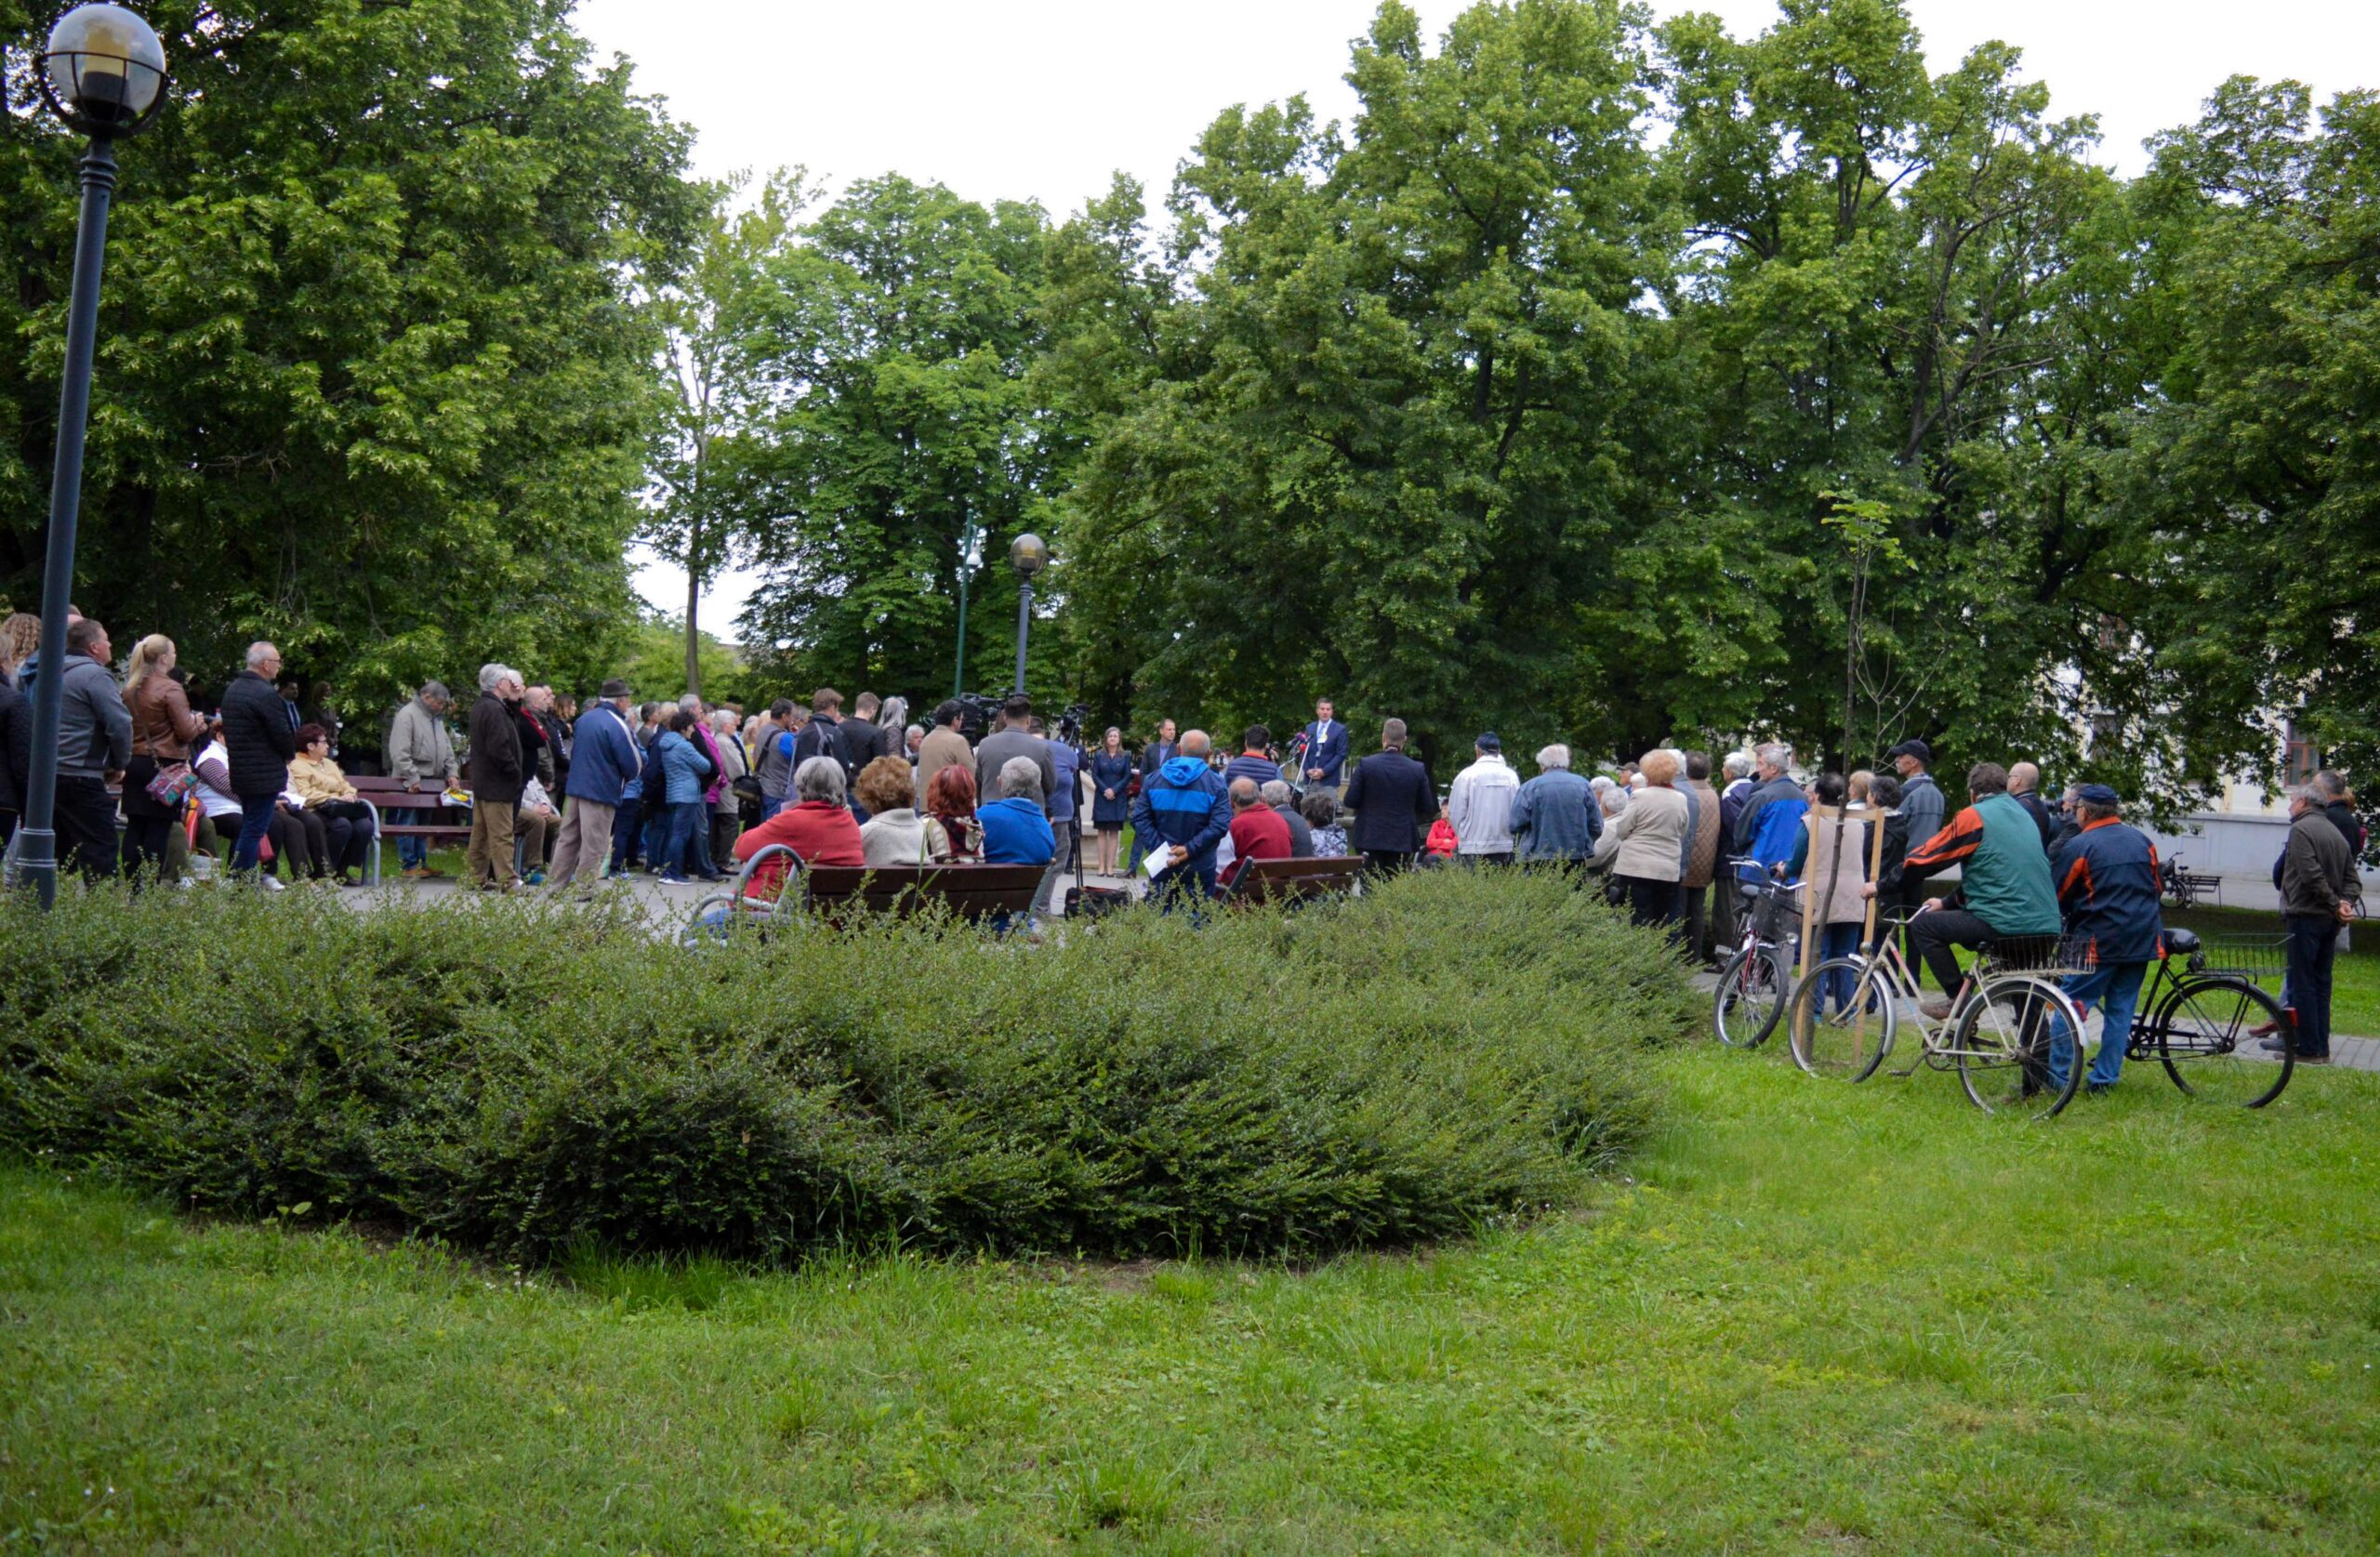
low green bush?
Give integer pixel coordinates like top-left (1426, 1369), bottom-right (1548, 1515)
top-left (0, 866), bottom-right (1690, 1262)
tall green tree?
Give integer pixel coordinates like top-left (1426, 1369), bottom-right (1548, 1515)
top-left (2097, 80), bottom-right (2380, 797)
top-left (640, 169), bottom-right (806, 698)
top-left (1050, 0), bottom-right (1683, 768)
top-left (736, 176), bottom-right (1062, 702)
top-left (0, 0), bottom-right (700, 711)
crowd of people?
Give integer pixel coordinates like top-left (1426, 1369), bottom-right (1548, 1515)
top-left (0, 621), bottom-right (2364, 1069)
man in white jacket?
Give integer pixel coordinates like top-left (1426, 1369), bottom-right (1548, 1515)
top-left (1448, 732), bottom-right (1520, 864)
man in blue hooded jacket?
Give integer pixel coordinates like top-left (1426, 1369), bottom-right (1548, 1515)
top-left (1130, 728), bottom-right (1231, 905)
top-left (2044, 785), bottom-right (2164, 1093)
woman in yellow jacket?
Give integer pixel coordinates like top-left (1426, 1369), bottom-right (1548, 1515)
top-left (288, 722), bottom-right (375, 885)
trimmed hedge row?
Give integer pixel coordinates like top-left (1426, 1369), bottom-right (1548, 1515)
top-left (0, 867), bottom-right (1694, 1261)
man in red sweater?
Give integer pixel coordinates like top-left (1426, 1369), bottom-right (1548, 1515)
top-left (1222, 776), bottom-right (1291, 890)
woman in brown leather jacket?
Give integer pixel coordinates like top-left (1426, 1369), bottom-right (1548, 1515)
top-left (121, 634), bottom-right (204, 880)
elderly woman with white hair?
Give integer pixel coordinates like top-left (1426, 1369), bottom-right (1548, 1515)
top-left (978, 755), bottom-right (1057, 867)
top-left (728, 754), bottom-right (866, 902)
top-left (1590, 748), bottom-right (1691, 928)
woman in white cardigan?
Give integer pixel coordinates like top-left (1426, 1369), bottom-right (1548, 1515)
top-left (1592, 748), bottom-right (1691, 927)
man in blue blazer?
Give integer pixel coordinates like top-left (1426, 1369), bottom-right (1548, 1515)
top-left (1302, 698), bottom-right (1349, 794)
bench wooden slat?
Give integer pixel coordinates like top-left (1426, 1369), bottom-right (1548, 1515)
top-left (1228, 854), bottom-right (1362, 907)
top-left (797, 863), bottom-right (1045, 922)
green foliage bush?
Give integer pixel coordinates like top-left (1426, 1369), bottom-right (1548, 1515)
top-left (0, 868), bottom-right (1689, 1262)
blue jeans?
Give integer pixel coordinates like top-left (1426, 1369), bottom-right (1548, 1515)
top-left (2048, 961), bottom-right (2149, 1090)
top-left (231, 791), bottom-right (280, 874)
top-left (610, 797), bottom-right (643, 874)
top-left (760, 796), bottom-right (786, 823)
top-left (658, 801), bottom-right (704, 878)
top-left (388, 805), bottom-right (428, 868)
top-left (1817, 922), bottom-right (1862, 1014)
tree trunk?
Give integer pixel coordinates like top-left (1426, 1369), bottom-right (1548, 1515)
top-left (683, 509), bottom-right (703, 699)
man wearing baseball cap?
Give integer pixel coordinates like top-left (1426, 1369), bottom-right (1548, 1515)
top-left (549, 678), bottom-right (641, 891)
top-left (2044, 784), bottom-right (2164, 1094)
top-left (1885, 738), bottom-right (1945, 985)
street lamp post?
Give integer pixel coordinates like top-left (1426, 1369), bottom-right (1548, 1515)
top-left (951, 519), bottom-right (984, 700)
top-left (1007, 533), bottom-right (1048, 697)
top-left (16, 5), bottom-right (166, 908)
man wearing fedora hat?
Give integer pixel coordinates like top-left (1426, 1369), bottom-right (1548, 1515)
top-left (548, 678), bottom-right (641, 890)
top-left (2044, 784), bottom-right (2165, 1094)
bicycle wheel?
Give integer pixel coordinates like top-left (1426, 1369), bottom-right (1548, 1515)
top-left (1954, 974), bottom-right (2085, 1118)
top-left (1713, 944), bottom-right (1791, 1049)
top-left (2154, 974), bottom-right (2293, 1107)
top-left (1788, 958), bottom-right (1897, 1079)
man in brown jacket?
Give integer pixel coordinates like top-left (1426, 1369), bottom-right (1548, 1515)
top-left (914, 699), bottom-right (974, 808)
top-left (466, 665), bottom-right (526, 891)
top-left (1680, 750), bottom-right (1726, 963)
top-left (2269, 785), bottom-right (2360, 1063)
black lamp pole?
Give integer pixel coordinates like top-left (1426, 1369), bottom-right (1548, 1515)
top-left (17, 6), bottom-right (167, 907)
top-left (1007, 533), bottom-right (1048, 697)
top-left (17, 137), bottom-right (121, 910)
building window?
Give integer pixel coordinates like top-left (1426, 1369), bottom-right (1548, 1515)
top-left (2283, 720), bottom-right (2320, 785)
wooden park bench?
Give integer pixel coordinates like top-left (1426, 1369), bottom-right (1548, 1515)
top-left (683, 845), bottom-right (1044, 943)
top-left (349, 774), bottom-right (473, 874)
top-left (1224, 854), bottom-right (1364, 908)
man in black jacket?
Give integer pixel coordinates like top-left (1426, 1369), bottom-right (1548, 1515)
top-left (840, 691), bottom-right (888, 770)
top-left (793, 688), bottom-right (850, 782)
top-left (220, 641), bottom-right (298, 877)
top-left (1343, 718), bottom-right (1436, 875)
top-left (466, 665), bottom-right (526, 891)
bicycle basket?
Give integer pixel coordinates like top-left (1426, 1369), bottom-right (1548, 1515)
top-left (2193, 934), bottom-right (2290, 986)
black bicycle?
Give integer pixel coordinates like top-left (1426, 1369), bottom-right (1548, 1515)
top-left (2120, 929), bottom-right (2294, 1106)
top-left (1712, 861), bottom-right (1799, 1049)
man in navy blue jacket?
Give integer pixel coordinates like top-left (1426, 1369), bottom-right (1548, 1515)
top-left (1130, 729), bottom-right (1231, 906)
top-left (549, 679), bottom-right (640, 890)
top-left (1343, 718), bottom-right (1437, 874)
top-left (1302, 698), bottom-right (1349, 794)
top-left (2045, 785), bottom-right (2164, 1094)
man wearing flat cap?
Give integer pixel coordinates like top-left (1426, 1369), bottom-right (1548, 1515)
top-left (1448, 732), bottom-right (1519, 864)
top-left (2044, 784), bottom-right (2165, 1094)
top-left (549, 678), bottom-right (641, 891)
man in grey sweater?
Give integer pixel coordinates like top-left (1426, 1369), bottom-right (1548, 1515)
top-left (16, 618), bottom-right (130, 879)
top-left (972, 695), bottom-right (1056, 813)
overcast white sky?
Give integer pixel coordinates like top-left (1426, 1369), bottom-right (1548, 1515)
top-left (580, 0), bottom-right (2380, 633)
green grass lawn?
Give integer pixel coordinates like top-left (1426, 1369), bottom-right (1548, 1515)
top-left (6, 1049), bottom-right (2375, 1553)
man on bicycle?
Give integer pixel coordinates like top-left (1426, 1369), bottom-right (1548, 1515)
top-left (1900, 762), bottom-right (2063, 1020)
top-left (2044, 784), bottom-right (2164, 1094)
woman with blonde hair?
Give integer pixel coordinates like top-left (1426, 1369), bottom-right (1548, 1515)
top-left (1590, 747), bottom-right (1691, 928)
top-left (0, 613), bottom-right (39, 682)
top-left (119, 633), bottom-right (204, 879)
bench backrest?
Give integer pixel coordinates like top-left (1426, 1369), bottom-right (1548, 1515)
top-left (1229, 854), bottom-right (1362, 907)
top-left (800, 863), bottom-right (1046, 921)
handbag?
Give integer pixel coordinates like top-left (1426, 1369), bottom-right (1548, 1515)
top-left (144, 760), bottom-right (197, 808)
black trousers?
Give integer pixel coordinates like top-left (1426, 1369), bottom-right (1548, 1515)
top-left (313, 798), bottom-right (375, 876)
top-left (1911, 906), bottom-right (1995, 996)
top-left (2284, 913), bottom-right (2337, 1059)
top-left (1363, 849), bottom-right (1414, 878)
top-left (1886, 884), bottom-right (1929, 988)
top-left (54, 775), bottom-right (121, 880)
top-left (1675, 881), bottom-right (1711, 960)
top-left (1619, 874), bottom-right (1679, 929)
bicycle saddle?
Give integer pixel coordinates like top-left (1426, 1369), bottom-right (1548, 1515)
top-left (2163, 928), bottom-right (2202, 957)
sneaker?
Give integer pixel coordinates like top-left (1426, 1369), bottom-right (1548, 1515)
top-left (2085, 1081), bottom-right (2112, 1097)
top-left (2296, 1051), bottom-right (2330, 1065)
top-left (523, 870), bottom-right (547, 886)
top-left (2245, 1020), bottom-right (2281, 1039)
top-left (2257, 1036), bottom-right (2292, 1055)
top-left (658, 871), bottom-right (690, 884)
top-left (416, 864), bottom-right (448, 878)
top-left (401, 865), bottom-right (436, 880)
top-left (1919, 996), bottom-right (1953, 1022)
top-left (257, 874), bottom-right (285, 892)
